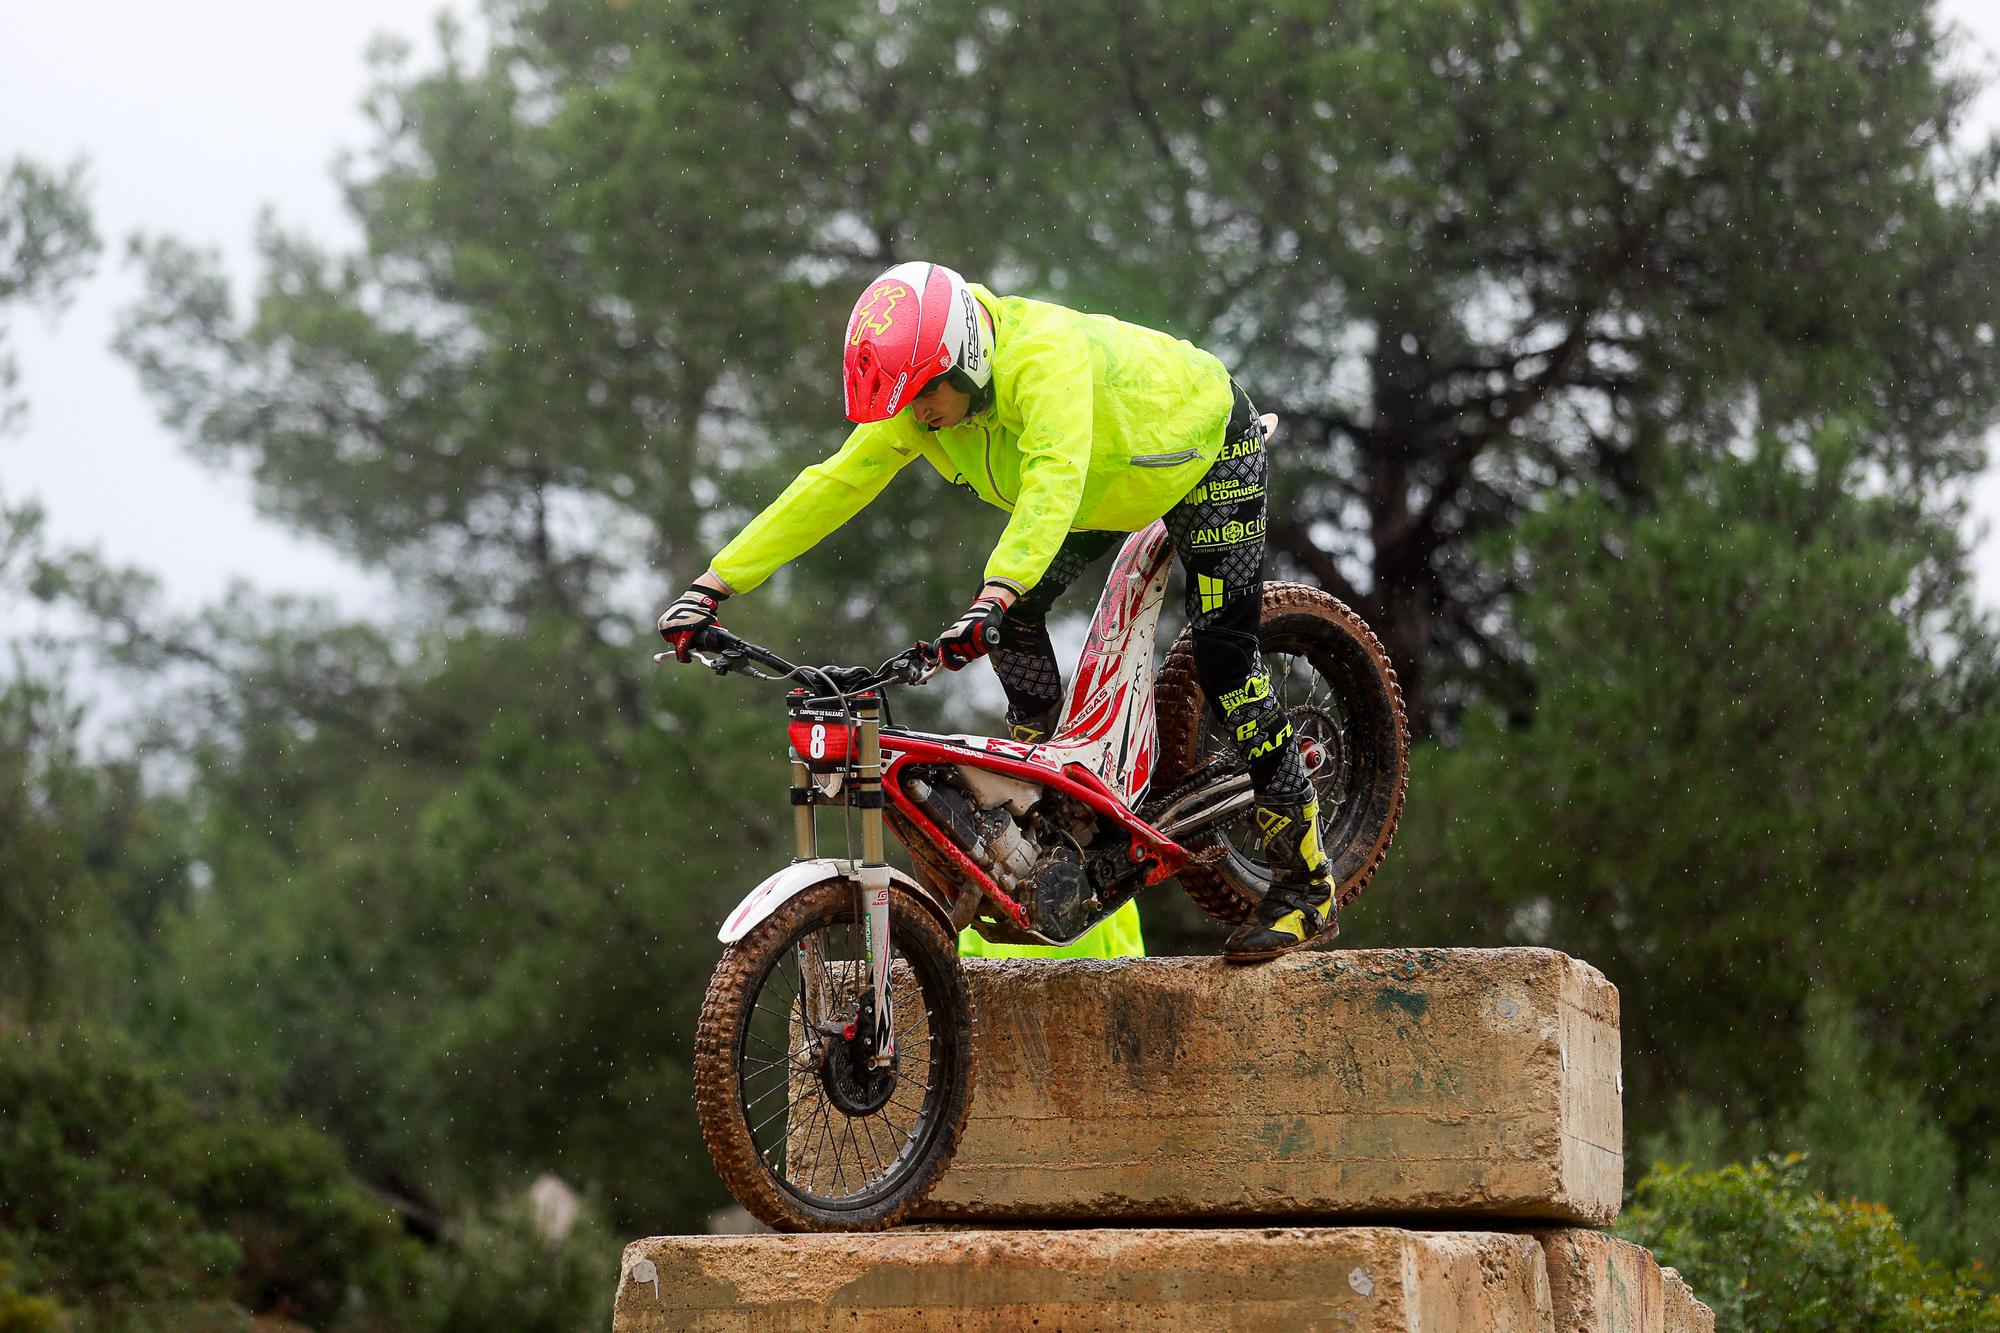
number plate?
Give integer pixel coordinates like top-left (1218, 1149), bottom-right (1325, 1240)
top-left (787, 711), bottom-right (854, 770)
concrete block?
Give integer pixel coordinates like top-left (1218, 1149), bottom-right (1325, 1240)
top-left (919, 948), bottom-right (1623, 1225)
top-left (1533, 1230), bottom-right (1718, 1333)
top-left (613, 1227), bottom-right (1554, 1332)
top-left (1536, 1228), bottom-right (1665, 1332)
top-left (1663, 1266), bottom-right (1716, 1333)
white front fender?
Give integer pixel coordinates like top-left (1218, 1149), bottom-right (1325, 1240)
top-left (717, 859), bottom-right (936, 944)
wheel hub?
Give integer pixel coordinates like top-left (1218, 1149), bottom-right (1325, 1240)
top-left (1289, 705), bottom-right (1345, 784)
top-left (818, 997), bottom-right (898, 1116)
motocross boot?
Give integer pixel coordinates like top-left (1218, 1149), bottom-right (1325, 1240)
top-left (1223, 790), bottom-right (1339, 962)
top-left (1006, 702), bottom-right (1061, 745)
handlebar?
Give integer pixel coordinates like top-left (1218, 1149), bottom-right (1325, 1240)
top-left (653, 624), bottom-right (940, 695)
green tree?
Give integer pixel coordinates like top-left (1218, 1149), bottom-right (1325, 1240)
top-left (0, 155), bottom-right (99, 433)
top-left (0, 660), bottom-right (181, 1029)
top-left (0, 1260), bottom-right (62, 1333)
top-left (0, 1027), bottom-right (423, 1327)
top-left (1373, 428), bottom-right (2000, 1260)
top-left (1620, 1159), bottom-right (2000, 1333)
top-left (0, 513), bottom-right (208, 1030)
top-left (413, 1195), bottom-right (613, 1333)
top-left (119, 617), bottom-right (783, 1233)
top-left (43, 0), bottom-right (2000, 1283)
top-left (114, 0), bottom-right (2000, 728)
top-left (1635, 992), bottom-right (2000, 1268)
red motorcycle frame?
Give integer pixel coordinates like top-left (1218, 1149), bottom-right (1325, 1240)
top-left (697, 518), bottom-right (1215, 1067)
top-left (676, 422), bottom-right (1404, 1230)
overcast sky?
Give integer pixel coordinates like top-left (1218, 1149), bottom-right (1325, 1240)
top-left (5, 0), bottom-right (2000, 624)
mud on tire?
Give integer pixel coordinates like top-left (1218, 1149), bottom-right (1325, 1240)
top-left (1153, 581), bottom-right (1410, 925)
top-left (693, 879), bottom-right (975, 1231)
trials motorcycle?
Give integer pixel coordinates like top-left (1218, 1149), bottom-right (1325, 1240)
top-left (665, 428), bottom-right (1409, 1232)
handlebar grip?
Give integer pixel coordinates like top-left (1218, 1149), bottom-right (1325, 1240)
top-left (694, 624), bottom-right (741, 654)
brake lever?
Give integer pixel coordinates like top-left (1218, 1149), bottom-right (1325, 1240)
top-left (651, 647), bottom-right (758, 677)
top-left (883, 645), bottom-right (941, 687)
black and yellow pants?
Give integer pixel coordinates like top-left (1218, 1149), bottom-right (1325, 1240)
top-left (990, 382), bottom-right (1308, 803)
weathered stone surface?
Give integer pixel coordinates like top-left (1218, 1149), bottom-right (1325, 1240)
top-left (918, 949), bottom-right (1622, 1225)
top-left (1663, 1266), bottom-right (1716, 1333)
top-left (1533, 1230), bottom-right (1717, 1333)
top-left (1536, 1228), bottom-right (1665, 1332)
top-left (613, 1227), bottom-right (1554, 1332)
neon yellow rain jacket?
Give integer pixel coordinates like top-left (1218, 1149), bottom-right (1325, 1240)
top-left (711, 285), bottom-right (1235, 596)
top-left (956, 900), bottom-right (1146, 959)
top-left (712, 287), bottom-right (1228, 961)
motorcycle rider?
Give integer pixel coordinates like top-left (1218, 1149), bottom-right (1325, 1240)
top-left (659, 262), bottom-right (1333, 961)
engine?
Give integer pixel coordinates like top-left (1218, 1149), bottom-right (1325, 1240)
top-left (903, 766), bottom-right (1138, 941)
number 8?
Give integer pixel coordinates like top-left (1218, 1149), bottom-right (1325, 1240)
top-left (809, 723), bottom-right (827, 759)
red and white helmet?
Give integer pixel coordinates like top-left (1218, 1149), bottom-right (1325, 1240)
top-left (842, 261), bottom-right (994, 423)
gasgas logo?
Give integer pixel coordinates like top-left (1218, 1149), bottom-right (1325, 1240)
top-left (850, 283), bottom-right (909, 344)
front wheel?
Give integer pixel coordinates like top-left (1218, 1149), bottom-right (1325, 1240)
top-left (1153, 581), bottom-right (1410, 925)
top-left (693, 879), bottom-right (975, 1231)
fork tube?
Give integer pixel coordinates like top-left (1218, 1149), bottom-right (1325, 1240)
top-left (855, 697), bottom-right (886, 866)
top-left (854, 696), bottom-right (895, 1065)
top-left (790, 757), bottom-right (817, 861)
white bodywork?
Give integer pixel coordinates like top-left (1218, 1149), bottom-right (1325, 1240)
top-left (1038, 521), bottom-right (1178, 805)
top-left (926, 518), bottom-right (1180, 809)
top-left (717, 857), bottom-right (930, 944)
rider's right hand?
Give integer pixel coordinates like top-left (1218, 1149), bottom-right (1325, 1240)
top-left (658, 584), bottom-right (728, 662)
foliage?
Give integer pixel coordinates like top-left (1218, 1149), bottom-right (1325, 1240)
top-left (0, 1028), bottom-right (422, 1329)
top-left (0, 1030), bottom-right (230, 1304)
top-left (0, 1262), bottom-right (61, 1333)
top-left (112, 0), bottom-right (2000, 730)
top-left (181, 1119), bottom-right (426, 1326)
top-left (1619, 1158), bottom-right (2000, 1333)
top-left (0, 660), bottom-right (182, 1032)
top-left (1779, 992), bottom-right (2000, 1265)
top-left (412, 1195), bottom-right (614, 1333)
top-left (131, 621), bottom-right (775, 1233)
top-left (1635, 995), bottom-right (2000, 1269)
top-left (1369, 430), bottom-right (2000, 1264)
top-left (0, 155), bottom-right (100, 432)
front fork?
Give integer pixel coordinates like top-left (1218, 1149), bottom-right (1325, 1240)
top-left (792, 695), bottom-right (895, 1068)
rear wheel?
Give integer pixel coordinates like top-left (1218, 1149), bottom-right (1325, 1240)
top-left (693, 880), bottom-right (975, 1231)
top-left (1154, 581), bottom-right (1410, 924)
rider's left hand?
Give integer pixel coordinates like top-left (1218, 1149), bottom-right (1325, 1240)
top-left (931, 592), bottom-right (1008, 670)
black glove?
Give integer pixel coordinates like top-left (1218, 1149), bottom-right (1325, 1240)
top-left (932, 593), bottom-right (1007, 671)
top-left (657, 584), bottom-right (727, 662)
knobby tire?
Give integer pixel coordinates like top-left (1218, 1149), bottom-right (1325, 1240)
top-left (693, 880), bottom-right (975, 1232)
top-left (1154, 581), bottom-right (1411, 924)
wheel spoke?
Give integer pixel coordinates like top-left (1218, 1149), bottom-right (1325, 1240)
top-left (748, 1084), bottom-right (807, 1140)
top-left (741, 1074), bottom-right (801, 1120)
top-left (804, 1084), bottom-right (837, 1190)
top-left (855, 1109), bottom-right (887, 1179)
top-left (713, 891), bottom-right (964, 1218)
top-left (870, 1103), bottom-right (914, 1156)
top-left (830, 1107), bottom-right (857, 1190)
top-left (739, 1050), bottom-right (804, 1075)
